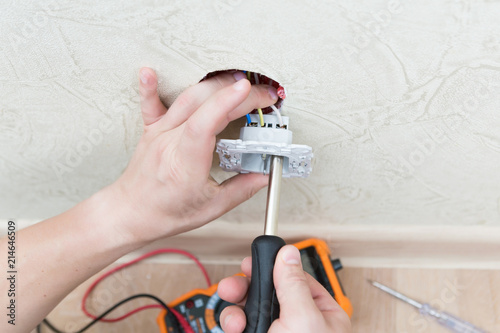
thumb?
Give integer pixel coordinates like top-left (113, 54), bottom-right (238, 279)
top-left (211, 173), bottom-right (268, 217)
top-left (139, 67), bottom-right (168, 126)
top-left (273, 245), bottom-right (318, 318)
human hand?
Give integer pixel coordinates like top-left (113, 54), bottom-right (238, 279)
top-left (218, 245), bottom-right (352, 333)
top-left (110, 68), bottom-right (278, 243)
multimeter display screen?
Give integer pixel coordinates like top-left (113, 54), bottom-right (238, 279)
top-left (299, 246), bottom-right (336, 299)
top-left (300, 251), bottom-right (319, 280)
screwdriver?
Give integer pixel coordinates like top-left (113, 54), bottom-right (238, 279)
top-left (368, 280), bottom-right (489, 333)
top-left (243, 155), bottom-right (286, 333)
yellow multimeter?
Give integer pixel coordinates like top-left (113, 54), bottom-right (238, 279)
top-left (157, 238), bottom-right (352, 333)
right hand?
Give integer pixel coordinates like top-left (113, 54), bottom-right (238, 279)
top-left (218, 245), bottom-right (352, 333)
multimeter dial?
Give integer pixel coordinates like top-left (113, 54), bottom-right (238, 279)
top-left (204, 291), bottom-right (231, 332)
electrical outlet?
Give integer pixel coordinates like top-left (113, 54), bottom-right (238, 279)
top-left (216, 114), bottom-right (313, 178)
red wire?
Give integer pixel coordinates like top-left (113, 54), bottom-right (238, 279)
top-left (171, 307), bottom-right (194, 333)
top-left (81, 248), bottom-right (212, 325)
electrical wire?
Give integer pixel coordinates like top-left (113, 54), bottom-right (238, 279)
top-left (38, 247), bottom-right (210, 333)
top-left (246, 71), bottom-right (263, 127)
top-left (37, 248), bottom-right (208, 332)
top-left (270, 104), bottom-right (284, 127)
top-left (245, 114), bottom-right (251, 125)
top-left (253, 72), bottom-right (259, 84)
top-left (257, 108), bottom-right (265, 127)
top-left (38, 294), bottom-right (178, 333)
top-left (81, 248), bottom-right (211, 323)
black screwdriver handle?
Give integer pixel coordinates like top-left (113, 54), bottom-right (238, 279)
top-left (243, 235), bottom-right (286, 333)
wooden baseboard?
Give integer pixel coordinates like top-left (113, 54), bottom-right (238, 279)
top-left (126, 223), bottom-right (500, 269)
top-left (12, 219), bottom-right (500, 269)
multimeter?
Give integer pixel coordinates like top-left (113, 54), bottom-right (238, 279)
top-left (157, 239), bottom-right (352, 333)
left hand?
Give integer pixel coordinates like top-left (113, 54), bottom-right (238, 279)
top-left (110, 68), bottom-right (279, 243)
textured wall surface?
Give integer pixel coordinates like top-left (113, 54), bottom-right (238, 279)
top-left (1, 0), bottom-right (500, 227)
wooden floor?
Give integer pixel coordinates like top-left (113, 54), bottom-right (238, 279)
top-left (35, 262), bottom-right (499, 333)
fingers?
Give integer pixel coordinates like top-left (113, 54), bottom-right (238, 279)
top-left (139, 68), bottom-right (168, 126)
top-left (209, 173), bottom-right (269, 219)
top-left (160, 72), bottom-right (241, 130)
top-left (220, 247), bottom-right (351, 333)
top-left (217, 258), bottom-right (252, 333)
top-left (217, 256), bottom-right (251, 332)
top-left (176, 80), bottom-right (251, 178)
top-left (218, 275), bottom-right (250, 305)
top-left (240, 256), bottom-right (252, 277)
top-left (302, 271), bottom-right (351, 329)
top-left (273, 246), bottom-right (318, 318)
top-left (304, 273), bottom-right (342, 313)
top-left (220, 305), bottom-right (246, 333)
top-left (160, 72), bottom-right (278, 131)
top-left (307, 274), bottom-right (351, 331)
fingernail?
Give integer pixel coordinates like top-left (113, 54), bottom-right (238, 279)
top-left (224, 314), bottom-right (233, 327)
top-left (139, 69), bottom-right (150, 85)
top-left (233, 79), bottom-right (247, 91)
top-left (268, 87), bottom-right (278, 100)
top-left (281, 246), bottom-right (301, 265)
top-left (233, 71), bottom-right (246, 81)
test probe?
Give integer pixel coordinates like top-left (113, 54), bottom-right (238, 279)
top-left (369, 280), bottom-right (488, 333)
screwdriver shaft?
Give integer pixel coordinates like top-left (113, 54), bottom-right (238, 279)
top-left (264, 155), bottom-right (284, 236)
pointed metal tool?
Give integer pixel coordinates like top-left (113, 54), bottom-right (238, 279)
top-left (368, 280), bottom-right (488, 333)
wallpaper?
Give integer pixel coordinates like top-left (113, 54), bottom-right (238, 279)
top-left (1, 0), bottom-right (499, 227)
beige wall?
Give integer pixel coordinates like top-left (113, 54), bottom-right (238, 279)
top-left (1, 1), bottom-right (500, 233)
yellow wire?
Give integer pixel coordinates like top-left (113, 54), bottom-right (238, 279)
top-left (257, 108), bottom-right (264, 127)
top-left (247, 72), bottom-right (264, 126)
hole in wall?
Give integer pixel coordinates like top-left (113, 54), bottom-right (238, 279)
top-left (201, 69), bottom-right (286, 115)
top-left (206, 69), bottom-right (287, 178)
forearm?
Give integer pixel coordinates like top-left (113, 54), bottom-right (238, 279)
top-left (1, 186), bottom-right (146, 332)
top-left (0, 68), bottom-right (272, 332)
